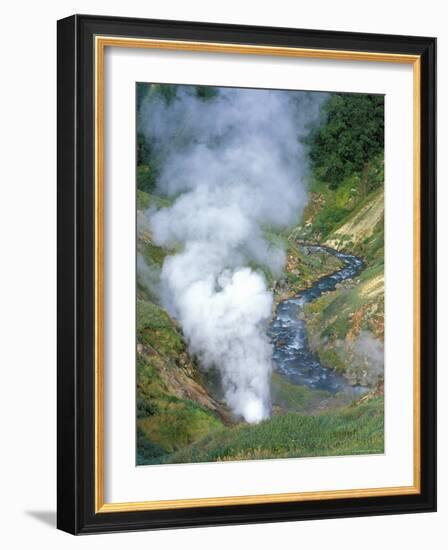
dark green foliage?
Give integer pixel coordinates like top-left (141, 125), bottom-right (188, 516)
top-left (156, 84), bottom-right (178, 104)
top-left (195, 85), bottom-right (219, 100)
top-left (136, 83), bottom-right (220, 180)
top-left (137, 427), bottom-right (166, 463)
top-left (309, 93), bottom-right (384, 189)
top-left (360, 154), bottom-right (385, 198)
top-left (137, 163), bottom-right (158, 193)
top-left (136, 83), bottom-right (150, 112)
top-left (136, 392), bottom-right (158, 419)
top-left (137, 133), bottom-right (148, 166)
top-left (136, 83), bottom-right (177, 178)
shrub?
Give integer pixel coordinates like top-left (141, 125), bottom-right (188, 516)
top-left (309, 93), bottom-right (384, 189)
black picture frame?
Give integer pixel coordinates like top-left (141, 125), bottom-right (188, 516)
top-left (57, 14), bottom-right (436, 534)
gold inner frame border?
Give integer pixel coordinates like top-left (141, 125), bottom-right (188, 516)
top-left (94, 35), bottom-right (421, 513)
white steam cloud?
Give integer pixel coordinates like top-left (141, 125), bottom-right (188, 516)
top-left (140, 85), bottom-right (326, 423)
top-left (352, 331), bottom-right (384, 386)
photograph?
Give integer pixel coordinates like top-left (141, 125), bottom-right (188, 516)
top-left (135, 83), bottom-right (385, 466)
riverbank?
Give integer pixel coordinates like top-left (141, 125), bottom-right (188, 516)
top-left (292, 186), bottom-right (385, 388)
top-left (270, 246), bottom-right (364, 392)
top-left (137, 190), bottom-right (384, 464)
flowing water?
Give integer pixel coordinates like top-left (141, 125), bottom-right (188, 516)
top-left (269, 245), bottom-right (365, 394)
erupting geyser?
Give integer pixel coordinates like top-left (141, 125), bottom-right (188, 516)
top-left (140, 85), bottom-right (326, 423)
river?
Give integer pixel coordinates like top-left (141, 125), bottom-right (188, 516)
top-left (269, 245), bottom-right (366, 395)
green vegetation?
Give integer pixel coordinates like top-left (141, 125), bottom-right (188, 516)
top-left (299, 181), bottom-right (385, 383)
top-left (271, 372), bottom-right (332, 412)
top-left (165, 397), bottom-right (384, 463)
top-left (304, 270), bottom-right (384, 386)
top-left (261, 229), bottom-right (344, 301)
top-left (135, 184), bottom-right (227, 463)
top-left (309, 93), bottom-right (384, 189)
top-left (138, 397), bottom-right (222, 461)
top-left (294, 95), bottom-right (385, 386)
top-left (135, 84), bottom-right (385, 464)
top-left (136, 83), bottom-right (219, 187)
top-left (306, 272), bottom-right (384, 343)
top-left (296, 159), bottom-right (384, 244)
top-left (137, 190), bottom-right (172, 303)
top-left (277, 241), bottom-right (342, 299)
top-left (137, 299), bottom-right (183, 352)
top-left (137, 188), bottom-right (172, 211)
top-left (137, 164), bottom-right (158, 195)
top-left (136, 299), bottom-right (224, 464)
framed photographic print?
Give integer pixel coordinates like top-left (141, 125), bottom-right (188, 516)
top-left (57, 14), bottom-right (436, 534)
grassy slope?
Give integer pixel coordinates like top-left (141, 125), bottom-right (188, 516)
top-left (293, 158), bottom-right (385, 385)
top-left (135, 188), bottom-right (343, 463)
top-left (165, 397), bottom-right (384, 464)
top-left (136, 299), bottom-right (225, 465)
top-left (136, 182), bottom-right (384, 464)
top-left (135, 88), bottom-right (385, 465)
top-left (136, 191), bottom-right (228, 465)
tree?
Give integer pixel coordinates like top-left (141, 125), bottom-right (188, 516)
top-left (309, 93), bottom-right (384, 189)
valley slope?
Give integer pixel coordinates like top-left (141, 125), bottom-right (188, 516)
top-left (136, 88), bottom-right (385, 465)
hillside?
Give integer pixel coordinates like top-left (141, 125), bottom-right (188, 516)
top-left (292, 161), bottom-right (384, 386)
top-left (325, 188), bottom-right (384, 252)
top-left (136, 86), bottom-right (385, 465)
top-left (165, 397), bottom-right (384, 464)
top-left (136, 190), bottom-right (356, 463)
top-left (136, 182), bottom-right (385, 463)
top-left (137, 191), bottom-right (230, 463)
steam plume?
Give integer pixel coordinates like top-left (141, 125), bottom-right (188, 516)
top-left (140, 85), bottom-right (325, 422)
